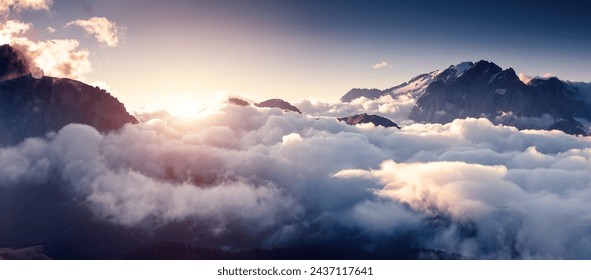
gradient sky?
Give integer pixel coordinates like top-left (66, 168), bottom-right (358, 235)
top-left (14, 0), bottom-right (591, 111)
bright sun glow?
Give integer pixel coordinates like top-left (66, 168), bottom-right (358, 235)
top-left (169, 102), bottom-right (200, 118)
top-left (138, 92), bottom-right (231, 119)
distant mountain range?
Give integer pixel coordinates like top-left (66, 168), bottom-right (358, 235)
top-left (2, 42), bottom-right (589, 143)
top-left (342, 60), bottom-right (591, 135)
top-left (228, 97), bottom-right (400, 128)
top-left (228, 97), bottom-right (302, 114)
top-left (0, 45), bottom-right (137, 145)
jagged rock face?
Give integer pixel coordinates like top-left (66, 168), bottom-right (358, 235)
top-left (256, 98), bottom-right (301, 114)
top-left (0, 44), bottom-right (30, 82)
top-left (338, 113), bottom-right (400, 128)
top-left (0, 74), bottom-right (138, 145)
top-left (342, 59), bottom-right (591, 135)
top-left (409, 60), bottom-right (591, 135)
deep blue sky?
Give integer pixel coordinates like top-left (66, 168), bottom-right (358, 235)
top-left (18, 0), bottom-right (591, 108)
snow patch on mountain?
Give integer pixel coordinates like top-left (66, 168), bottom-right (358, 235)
top-left (452, 61), bottom-right (473, 76)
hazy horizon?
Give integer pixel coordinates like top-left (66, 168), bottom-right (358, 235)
top-left (2, 0), bottom-right (591, 261)
top-left (3, 0), bottom-right (590, 112)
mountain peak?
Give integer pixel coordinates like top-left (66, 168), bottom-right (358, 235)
top-left (409, 60), bottom-right (591, 135)
top-left (0, 75), bottom-right (138, 145)
top-left (338, 113), bottom-right (401, 128)
top-left (256, 98), bottom-right (302, 114)
top-left (228, 97), bottom-right (250, 106)
top-left (0, 44), bottom-right (31, 82)
top-left (340, 88), bottom-right (382, 102)
top-left (450, 61), bottom-right (474, 75)
top-left (471, 60), bottom-right (502, 73)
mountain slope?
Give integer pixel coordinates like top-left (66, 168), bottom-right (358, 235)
top-left (340, 62), bottom-right (475, 103)
top-left (256, 99), bottom-right (302, 114)
top-left (338, 113), bottom-right (400, 128)
top-left (342, 59), bottom-right (591, 135)
top-left (340, 88), bottom-right (383, 102)
top-left (409, 60), bottom-right (591, 134)
top-left (0, 44), bottom-right (138, 145)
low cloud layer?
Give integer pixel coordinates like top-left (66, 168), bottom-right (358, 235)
top-left (67, 17), bottom-right (122, 47)
top-left (2, 101), bottom-right (591, 259)
top-left (295, 94), bottom-right (418, 126)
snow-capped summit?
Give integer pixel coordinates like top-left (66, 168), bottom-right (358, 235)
top-left (410, 60), bottom-right (591, 135)
top-left (341, 61), bottom-right (479, 103)
top-left (452, 61), bottom-right (474, 76)
top-left (341, 60), bottom-right (591, 135)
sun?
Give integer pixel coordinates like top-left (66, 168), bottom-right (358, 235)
top-left (167, 102), bottom-right (200, 118)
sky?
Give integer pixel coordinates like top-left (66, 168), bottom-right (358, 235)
top-left (5, 0), bottom-right (591, 260)
top-left (5, 0), bottom-right (591, 112)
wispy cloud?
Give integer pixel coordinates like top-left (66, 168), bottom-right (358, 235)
top-left (372, 61), bottom-right (390, 70)
top-left (517, 72), bottom-right (533, 84)
top-left (518, 72), bottom-right (557, 84)
top-left (0, 19), bottom-right (30, 44)
top-left (0, 0), bottom-right (52, 17)
top-left (67, 17), bottom-right (122, 47)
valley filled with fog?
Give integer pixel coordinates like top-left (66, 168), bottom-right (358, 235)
top-left (3, 96), bottom-right (591, 259)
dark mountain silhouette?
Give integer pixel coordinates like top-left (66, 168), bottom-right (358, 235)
top-left (227, 97), bottom-right (302, 114)
top-left (228, 97), bottom-right (249, 106)
top-left (0, 45), bottom-right (30, 82)
top-left (340, 88), bottom-right (383, 102)
top-left (338, 113), bottom-right (400, 128)
top-left (256, 98), bottom-right (301, 114)
top-left (0, 44), bottom-right (137, 145)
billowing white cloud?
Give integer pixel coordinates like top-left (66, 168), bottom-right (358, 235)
top-left (0, 0), bottom-right (52, 17)
top-left (372, 61), bottom-right (390, 69)
top-left (295, 94), bottom-right (417, 126)
top-left (0, 20), bottom-right (92, 79)
top-left (0, 19), bottom-right (30, 44)
top-left (67, 17), bottom-right (121, 47)
top-left (517, 72), bottom-right (533, 84)
top-left (2, 99), bottom-right (591, 259)
top-left (11, 37), bottom-right (92, 79)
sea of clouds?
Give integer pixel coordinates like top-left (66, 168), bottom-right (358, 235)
top-left (2, 99), bottom-right (591, 259)
top-left (2, 0), bottom-right (591, 260)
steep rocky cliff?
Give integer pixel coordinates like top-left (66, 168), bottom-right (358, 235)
top-left (0, 44), bottom-right (137, 145)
